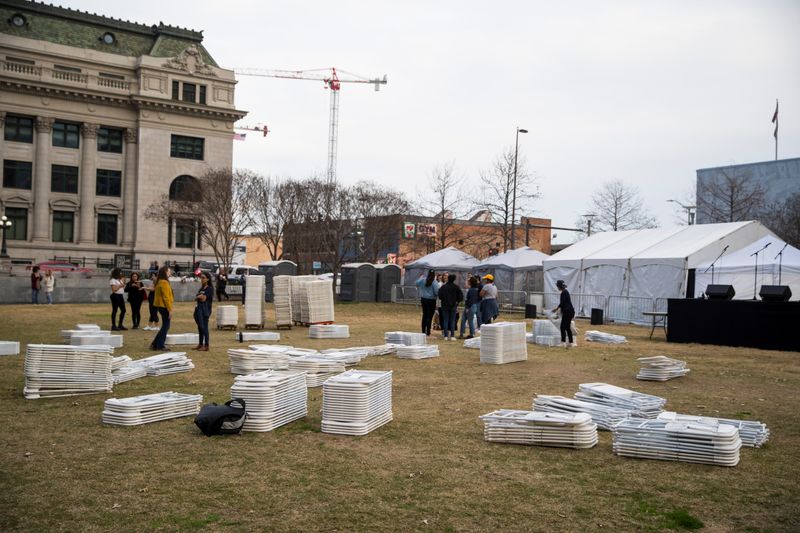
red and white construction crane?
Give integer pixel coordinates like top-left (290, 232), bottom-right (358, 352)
top-left (234, 67), bottom-right (387, 182)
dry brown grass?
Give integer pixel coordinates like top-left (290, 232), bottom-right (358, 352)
top-left (0, 301), bottom-right (798, 532)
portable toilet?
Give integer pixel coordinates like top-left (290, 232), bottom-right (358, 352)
top-left (374, 264), bottom-right (401, 302)
top-left (258, 260), bottom-right (298, 302)
top-left (339, 263), bottom-right (377, 302)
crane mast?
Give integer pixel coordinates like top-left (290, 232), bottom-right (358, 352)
top-left (234, 67), bottom-right (387, 182)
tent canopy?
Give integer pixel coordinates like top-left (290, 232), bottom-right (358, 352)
top-left (694, 235), bottom-right (800, 300)
top-left (403, 247), bottom-right (479, 285)
top-left (475, 247), bottom-right (549, 292)
top-left (476, 246), bottom-right (549, 270)
top-left (543, 221), bottom-right (775, 300)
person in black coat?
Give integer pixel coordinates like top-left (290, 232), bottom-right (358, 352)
top-left (194, 272), bottom-right (214, 351)
top-left (553, 279), bottom-right (576, 347)
top-left (124, 272), bottom-right (147, 329)
top-left (437, 273), bottom-right (464, 340)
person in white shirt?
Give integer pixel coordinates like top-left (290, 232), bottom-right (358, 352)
top-left (109, 268), bottom-right (128, 331)
top-left (479, 274), bottom-right (499, 325)
top-left (43, 269), bottom-right (56, 304)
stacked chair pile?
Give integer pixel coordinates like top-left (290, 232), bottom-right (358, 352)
top-left (532, 319), bottom-right (560, 346)
top-left (102, 392), bottom-right (203, 426)
top-left (612, 418), bottom-right (742, 466)
top-left (463, 337), bottom-right (481, 349)
top-left (165, 333), bottom-right (199, 346)
top-left (228, 348), bottom-right (290, 375)
top-left (272, 275), bottom-right (293, 327)
top-left (230, 371), bottom-right (308, 431)
top-left (289, 276), bottom-right (318, 323)
top-left (129, 352), bottom-right (194, 376)
top-left (0, 341), bottom-right (20, 356)
top-left (480, 409), bottom-right (598, 449)
top-left (305, 280), bottom-right (335, 324)
top-left (216, 305), bottom-right (239, 328)
top-left (111, 355), bottom-right (147, 385)
top-left (321, 370), bottom-right (393, 436)
top-left (69, 332), bottom-right (123, 348)
top-left (584, 330), bottom-right (627, 344)
top-left (396, 345), bottom-right (440, 360)
top-left (236, 331), bottom-right (280, 343)
top-left (636, 356), bottom-right (690, 381)
top-left (244, 275), bottom-right (266, 328)
top-left (575, 383), bottom-right (666, 418)
top-left (533, 394), bottom-right (630, 431)
top-left (321, 347), bottom-right (369, 365)
top-left (24, 344), bottom-right (114, 399)
top-left (384, 331), bottom-right (427, 346)
top-left (288, 355), bottom-right (347, 387)
top-left (309, 324), bottom-right (350, 339)
top-left (657, 412), bottom-right (769, 447)
top-left (479, 322), bottom-right (527, 364)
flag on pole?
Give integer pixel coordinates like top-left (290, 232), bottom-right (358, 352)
top-left (772, 100), bottom-right (779, 139)
top-left (233, 132), bottom-right (247, 141)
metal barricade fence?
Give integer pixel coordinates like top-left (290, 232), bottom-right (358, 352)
top-left (654, 298), bottom-right (669, 314)
top-left (606, 295), bottom-right (656, 325)
top-left (391, 284), bottom-right (419, 305)
top-left (497, 290), bottom-right (527, 311)
top-left (530, 292), bottom-right (607, 318)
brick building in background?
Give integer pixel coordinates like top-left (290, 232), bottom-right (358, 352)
top-left (0, 0), bottom-right (245, 268)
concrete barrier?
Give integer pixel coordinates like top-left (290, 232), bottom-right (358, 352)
top-left (0, 274), bottom-right (207, 304)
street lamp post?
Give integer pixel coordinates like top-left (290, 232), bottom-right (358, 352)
top-left (582, 213), bottom-right (596, 236)
top-left (510, 127), bottom-right (528, 250)
top-left (0, 215), bottom-right (12, 259)
top-left (667, 199), bottom-right (696, 225)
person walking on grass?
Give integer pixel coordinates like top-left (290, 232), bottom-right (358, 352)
top-left (143, 272), bottom-right (160, 331)
top-left (30, 265), bottom-right (42, 304)
top-left (216, 268), bottom-right (229, 301)
top-left (438, 273), bottom-right (463, 341)
top-left (150, 266), bottom-right (174, 351)
top-left (193, 272), bottom-right (214, 351)
top-left (479, 274), bottom-right (499, 325)
top-left (458, 276), bottom-right (480, 340)
top-left (552, 279), bottom-right (576, 348)
top-left (109, 268), bottom-right (127, 331)
top-left (43, 269), bottom-right (55, 304)
top-left (125, 272), bottom-right (146, 329)
top-left (415, 270), bottom-right (441, 336)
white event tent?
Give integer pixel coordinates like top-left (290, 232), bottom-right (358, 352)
top-left (475, 246), bottom-right (549, 292)
top-left (403, 247), bottom-right (479, 285)
top-left (694, 236), bottom-right (800, 300)
top-left (543, 221), bottom-right (775, 302)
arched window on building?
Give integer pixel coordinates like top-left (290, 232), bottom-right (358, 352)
top-left (167, 175), bottom-right (201, 250)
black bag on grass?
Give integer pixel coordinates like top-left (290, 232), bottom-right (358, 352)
top-left (195, 398), bottom-right (247, 436)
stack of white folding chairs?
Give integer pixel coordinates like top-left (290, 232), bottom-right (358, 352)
top-left (272, 275), bottom-right (293, 327)
top-left (463, 337), bottom-right (481, 349)
top-left (584, 330), bottom-right (627, 344)
top-left (111, 355), bottom-right (147, 385)
top-left (24, 344), bottom-right (114, 399)
top-left (636, 356), bottom-right (690, 381)
top-left (0, 341), bottom-right (20, 356)
top-left (480, 322), bottom-right (527, 364)
top-left (227, 347), bottom-right (290, 375)
top-left (102, 392), bottom-right (203, 426)
top-left (165, 333), bottom-right (199, 346)
top-left (309, 324), bottom-right (349, 339)
top-left (69, 332), bottom-right (123, 348)
top-left (575, 383), bottom-right (666, 419)
top-left (288, 355), bottom-right (347, 387)
top-left (216, 305), bottom-right (238, 328)
top-left (480, 409), bottom-right (598, 449)
top-left (531, 319), bottom-right (560, 346)
top-left (230, 371), bottom-right (308, 431)
top-left (289, 276), bottom-right (317, 323)
top-left (657, 412), bottom-right (769, 448)
top-left (396, 345), bottom-right (440, 360)
top-left (533, 394), bottom-right (631, 431)
top-left (306, 280), bottom-right (335, 323)
top-left (128, 352), bottom-right (194, 376)
top-left (244, 275), bottom-right (266, 328)
top-left (384, 331), bottom-right (427, 346)
top-left (321, 370), bottom-right (393, 436)
top-left (236, 331), bottom-right (280, 343)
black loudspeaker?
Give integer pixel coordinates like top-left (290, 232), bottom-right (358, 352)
top-left (525, 304), bottom-right (537, 319)
top-left (706, 284), bottom-right (735, 300)
top-left (590, 308), bottom-right (604, 325)
top-left (759, 285), bottom-right (792, 302)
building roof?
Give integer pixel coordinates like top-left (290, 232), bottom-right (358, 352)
top-left (0, 0), bottom-right (218, 65)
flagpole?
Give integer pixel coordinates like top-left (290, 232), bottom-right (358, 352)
top-left (773, 99), bottom-right (779, 160)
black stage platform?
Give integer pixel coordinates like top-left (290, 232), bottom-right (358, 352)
top-left (667, 298), bottom-right (800, 352)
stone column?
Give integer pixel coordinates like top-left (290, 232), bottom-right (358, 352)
top-left (31, 117), bottom-right (54, 242)
top-left (121, 128), bottom-right (138, 247)
top-left (78, 123), bottom-right (99, 244)
top-left (0, 112), bottom-right (6, 169)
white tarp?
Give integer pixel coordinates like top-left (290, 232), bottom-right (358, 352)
top-left (694, 236), bottom-right (800, 300)
top-left (403, 246), bottom-right (479, 285)
top-left (475, 246), bottom-right (549, 292)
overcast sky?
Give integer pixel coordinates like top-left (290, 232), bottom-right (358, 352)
top-left (68, 0), bottom-right (800, 243)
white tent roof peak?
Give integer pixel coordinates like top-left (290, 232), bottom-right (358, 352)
top-left (405, 246), bottom-right (479, 271)
top-left (477, 246), bottom-right (550, 269)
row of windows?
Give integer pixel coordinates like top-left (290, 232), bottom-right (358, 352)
top-left (4, 118), bottom-right (203, 161)
top-left (2, 161), bottom-right (122, 196)
top-left (4, 116), bottom-right (124, 152)
top-left (172, 81), bottom-right (207, 105)
top-left (2, 208), bottom-right (118, 245)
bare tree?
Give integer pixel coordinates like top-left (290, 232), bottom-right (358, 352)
top-left (145, 168), bottom-right (257, 270)
top-left (352, 181), bottom-right (410, 263)
top-left (250, 176), bottom-right (307, 261)
top-left (417, 163), bottom-right (466, 250)
top-left (762, 192), bottom-right (800, 248)
top-left (580, 180), bottom-right (658, 232)
top-left (478, 148), bottom-right (540, 251)
top-left (697, 168), bottom-right (766, 223)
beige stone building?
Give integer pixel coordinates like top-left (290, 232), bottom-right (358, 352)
top-left (0, 0), bottom-right (246, 268)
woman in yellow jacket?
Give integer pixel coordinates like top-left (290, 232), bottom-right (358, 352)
top-left (149, 266), bottom-right (174, 351)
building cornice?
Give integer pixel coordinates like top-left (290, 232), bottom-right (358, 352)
top-left (131, 97), bottom-right (247, 122)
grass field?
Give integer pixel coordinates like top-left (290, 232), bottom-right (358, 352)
top-left (0, 301), bottom-right (798, 532)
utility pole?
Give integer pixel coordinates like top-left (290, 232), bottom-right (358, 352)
top-left (510, 127), bottom-right (528, 250)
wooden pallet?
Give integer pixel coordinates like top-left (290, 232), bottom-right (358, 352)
top-left (276, 324), bottom-right (292, 330)
top-left (244, 323), bottom-right (264, 330)
top-left (216, 325), bottom-right (238, 331)
top-left (294, 320), bottom-right (335, 327)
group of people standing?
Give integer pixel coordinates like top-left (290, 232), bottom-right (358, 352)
top-left (106, 266), bottom-right (214, 352)
top-left (29, 266), bottom-right (56, 304)
top-left (416, 271), bottom-right (499, 340)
